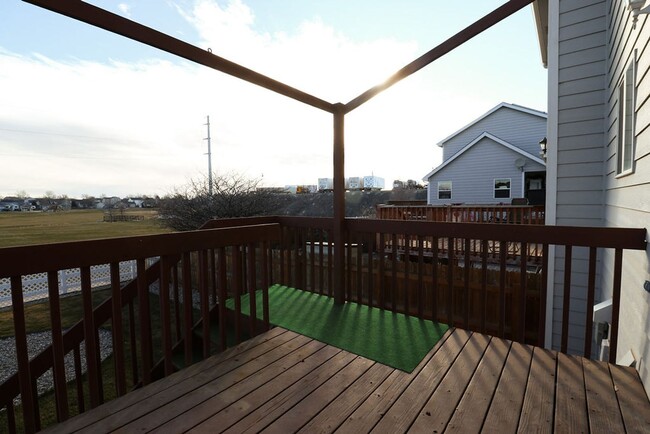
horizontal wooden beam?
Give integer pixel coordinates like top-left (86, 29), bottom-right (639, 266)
top-left (344, 0), bottom-right (535, 113)
top-left (344, 219), bottom-right (647, 251)
top-left (0, 223), bottom-right (281, 277)
top-left (23, 0), bottom-right (336, 113)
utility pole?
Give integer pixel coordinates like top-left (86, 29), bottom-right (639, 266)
top-left (204, 115), bottom-right (213, 195)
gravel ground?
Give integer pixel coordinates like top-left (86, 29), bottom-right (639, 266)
top-left (0, 329), bottom-right (113, 405)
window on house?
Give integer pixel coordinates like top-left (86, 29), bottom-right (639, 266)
top-left (494, 178), bottom-right (511, 199)
top-left (617, 59), bottom-right (635, 175)
top-left (438, 181), bottom-right (452, 199)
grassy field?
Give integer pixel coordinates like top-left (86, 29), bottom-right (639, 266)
top-left (0, 209), bottom-right (170, 248)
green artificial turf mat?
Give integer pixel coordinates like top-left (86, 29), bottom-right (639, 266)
top-left (228, 284), bottom-right (449, 372)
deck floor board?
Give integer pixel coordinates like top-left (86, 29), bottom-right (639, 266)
top-left (43, 327), bottom-right (650, 434)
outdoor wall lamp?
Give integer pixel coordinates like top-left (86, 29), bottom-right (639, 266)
top-left (628, 0), bottom-right (650, 29)
top-left (539, 137), bottom-right (547, 159)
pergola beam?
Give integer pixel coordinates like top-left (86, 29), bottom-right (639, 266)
top-left (343, 0), bottom-right (535, 113)
top-left (23, 0), bottom-right (336, 114)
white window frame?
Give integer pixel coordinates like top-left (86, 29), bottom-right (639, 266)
top-left (494, 178), bottom-right (511, 199)
top-left (617, 56), bottom-right (636, 176)
top-left (438, 181), bottom-right (452, 200)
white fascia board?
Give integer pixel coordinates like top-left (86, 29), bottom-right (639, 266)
top-left (423, 132), bottom-right (546, 181)
top-left (436, 102), bottom-right (548, 148)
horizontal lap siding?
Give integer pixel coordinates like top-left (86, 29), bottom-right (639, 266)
top-left (428, 138), bottom-right (545, 205)
top-left (441, 108), bottom-right (546, 161)
top-left (602, 0), bottom-right (650, 393)
top-left (551, 0), bottom-right (607, 356)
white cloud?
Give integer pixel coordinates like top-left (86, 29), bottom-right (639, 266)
top-left (3, 0), bottom-right (553, 198)
top-left (117, 3), bottom-right (132, 18)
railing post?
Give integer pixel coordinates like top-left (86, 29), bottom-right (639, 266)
top-left (333, 103), bottom-right (346, 305)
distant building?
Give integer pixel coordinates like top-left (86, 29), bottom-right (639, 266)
top-left (423, 102), bottom-right (547, 205)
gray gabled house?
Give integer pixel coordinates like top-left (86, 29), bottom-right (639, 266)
top-left (534, 0), bottom-right (650, 393)
top-left (423, 102), bottom-right (547, 205)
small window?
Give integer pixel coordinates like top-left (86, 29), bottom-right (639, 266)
top-left (494, 178), bottom-right (511, 199)
top-left (617, 58), bottom-right (635, 175)
top-left (438, 181), bottom-right (452, 199)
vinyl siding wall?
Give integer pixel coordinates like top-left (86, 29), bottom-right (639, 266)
top-left (427, 138), bottom-right (545, 204)
top-left (441, 107), bottom-right (547, 161)
top-left (549, 0), bottom-right (608, 357)
top-left (601, 0), bottom-right (650, 391)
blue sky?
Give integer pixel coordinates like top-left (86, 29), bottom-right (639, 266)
top-left (0, 0), bottom-right (547, 198)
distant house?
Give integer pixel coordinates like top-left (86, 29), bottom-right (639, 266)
top-left (422, 102), bottom-right (547, 205)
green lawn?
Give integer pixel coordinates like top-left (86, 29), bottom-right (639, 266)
top-left (0, 209), bottom-right (170, 248)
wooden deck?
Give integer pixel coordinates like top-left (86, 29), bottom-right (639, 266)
top-left (43, 327), bottom-right (650, 433)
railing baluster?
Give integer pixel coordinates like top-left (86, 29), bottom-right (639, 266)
top-left (379, 232), bottom-right (385, 309)
top-left (73, 345), bottom-right (84, 413)
top-left (417, 235), bottom-right (424, 318)
top-left (172, 264), bottom-right (181, 343)
top-left (247, 242), bottom-right (257, 338)
top-left (80, 266), bottom-right (101, 408)
top-left (7, 401), bottom-right (16, 434)
top-left (356, 232), bottom-right (363, 303)
top-left (198, 250), bottom-right (210, 357)
top-left (279, 227), bottom-right (286, 285)
top-left (464, 238), bottom-right (471, 329)
top-left (584, 247), bottom-right (597, 359)
top-left (432, 236), bottom-right (439, 322)
top-left (481, 239), bottom-right (488, 334)
top-left (217, 247), bottom-right (228, 351)
top-left (128, 300), bottom-right (138, 387)
top-left (159, 256), bottom-right (173, 376)
top-left (209, 248), bottom-right (217, 305)
top-left (318, 230), bottom-right (324, 295)
top-left (47, 271), bottom-right (69, 421)
top-left (346, 232), bottom-right (352, 301)
top-left (447, 237), bottom-right (454, 326)
top-left (498, 241), bottom-right (506, 338)
top-left (10, 275), bottom-right (37, 433)
top-left (539, 244), bottom-right (549, 348)
top-left (391, 233), bottom-right (398, 312)
top-left (561, 245), bottom-right (573, 353)
top-left (519, 242), bottom-right (528, 343)
top-left (610, 248), bottom-right (623, 364)
top-left (327, 229), bottom-right (333, 297)
top-left (110, 262), bottom-right (126, 396)
top-left (232, 245), bottom-right (242, 344)
top-left (368, 233), bottom-right (374, 308)
top-left (136, 258), bottom-right (152, 385)
top-left (262, 241), bottom-right (270, 330)
top-left (310, 230), bottom-right (316, 292)
top-left (182, 252), bottom-right (193, 367)
top-left (404, 233), bottom-right (410, 315)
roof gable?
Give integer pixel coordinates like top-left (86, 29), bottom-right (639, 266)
top-left (436, 102), bottom-right (547, 148)
top-left (423, 132), bottom-right (546, 180)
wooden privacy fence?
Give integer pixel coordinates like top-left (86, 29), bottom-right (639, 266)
top-left (0, 224), bottom-right (279, 434)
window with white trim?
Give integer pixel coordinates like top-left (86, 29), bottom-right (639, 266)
top-left (617, 58), bottom-right (635, 175)
top-left (438, 181), bottom-right (452, 199)
top-left (494, 178), bottom-right (511, 199)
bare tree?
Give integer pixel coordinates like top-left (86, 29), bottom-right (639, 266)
top-left (158, 173), bottom-right (283, 231)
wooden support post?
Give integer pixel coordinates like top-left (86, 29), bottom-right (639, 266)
top-left (333, 103), bottom-right (346, 304)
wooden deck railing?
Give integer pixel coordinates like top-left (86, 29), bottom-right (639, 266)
top-left (377, 204), bottom-right (546, 225)
top-left (0, 224), bottom-right (279, 433)
top-left (0, 216), bottom-right (646, 433)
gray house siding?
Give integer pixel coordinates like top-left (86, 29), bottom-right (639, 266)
top-left (546, 0), bottom-right (650, 391)
top-left (427, 137), bottom-right (545, 205)
top-left (547, 0), bottom-right (608, 358)
top-left (600, 0), bottom-right (650, 391)
top-left (441, 106), bottom-right (546, 161)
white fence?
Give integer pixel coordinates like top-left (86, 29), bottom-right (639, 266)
top-left (0, 260), bottom-right (156, 308)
